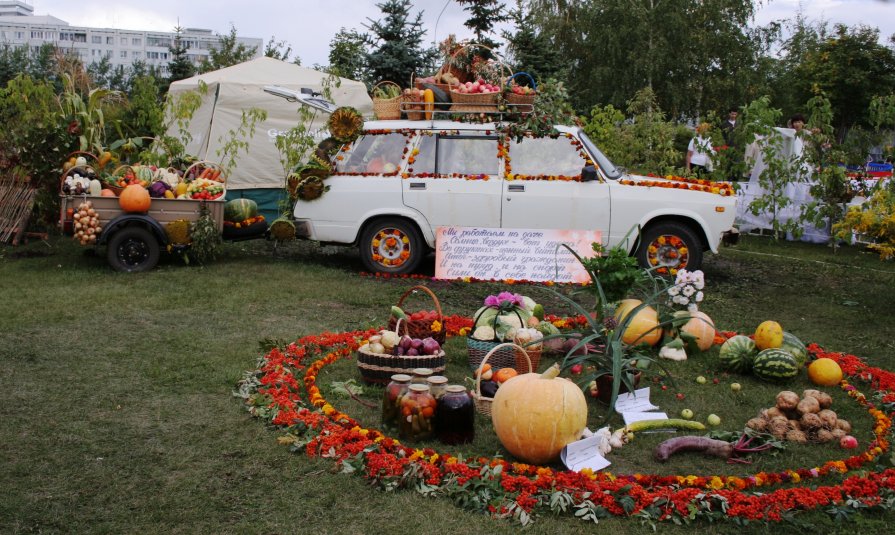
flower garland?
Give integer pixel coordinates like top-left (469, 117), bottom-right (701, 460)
top-left (618, 173), bottom-right (735, 197)
top-left (237, 323), bottom-right (895, 525)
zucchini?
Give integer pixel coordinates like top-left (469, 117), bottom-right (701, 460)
top-left (624, 418), bottom-right (706, 433)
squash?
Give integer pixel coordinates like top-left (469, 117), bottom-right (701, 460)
top-left (614, 300), bottom-right (662, 347)
top-left (754, 320), bottom-right (783, 350)
top-left (118, 184), bottom-right (151, 213)
top-left (680, 310), bottom-right (715, 351)
top-left (491, 363), bottom-right (587, 464)
top-left (100, 188), bottom-right (117, 197)
top-left (423, 89), bottom-right (435, 120)
top-left (807, 358), bottom-right (843, 386)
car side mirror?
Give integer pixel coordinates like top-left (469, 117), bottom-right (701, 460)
top-left (581, 165), bottom-right (598, 182)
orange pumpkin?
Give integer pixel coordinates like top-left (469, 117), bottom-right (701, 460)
top-left (100, 188), bottom-right (117, 197)
top-left (493, 367), bottom-right (518, 384)
top-left (119, 184), bottom-right (151, 213)
top-left (491, 364), bottom-right (587, 464)
top-left (614, 300), bottom-right (662, 347)
top-left (681, 310), bottom-right (716, 351)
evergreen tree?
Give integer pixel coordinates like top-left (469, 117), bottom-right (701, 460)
top-left (167, 26), bottom-right (196, 85)
top-left (502, 1), bottom-right (567, 83)
top-left (456, 0), bottom-right (506, 51)
top-left (200, 25), bottom-right (258, 73)
top-left (364, 0), bottom-right (436, 87)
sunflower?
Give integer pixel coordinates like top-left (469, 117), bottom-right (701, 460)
top-left (328, 107), bottom-right (364, 143)
top-left (269, 218), bottom-right (296, 241)
top-left (315, 137), bottom-right (342, 162)
top-left (297, 176), bottom-right (328, 201)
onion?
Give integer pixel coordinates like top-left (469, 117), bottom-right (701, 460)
top-left (421, 337), bottom-right (440, 355)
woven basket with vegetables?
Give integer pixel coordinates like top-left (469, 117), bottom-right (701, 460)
top-left (371, 81), bottom-right (403, 120)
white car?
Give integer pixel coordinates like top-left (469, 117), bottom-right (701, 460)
top-left (293, 119), bottom-right (737, 274)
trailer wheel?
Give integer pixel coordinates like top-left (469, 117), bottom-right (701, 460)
top-left (107, 226), bottom-right (160, 272)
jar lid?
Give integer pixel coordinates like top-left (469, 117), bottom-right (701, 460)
top-left (411, 368), bottom-right (433, 376)
top-left (390, 374), bottom-right (412, 382)
top-left (408, 384), bottom-right (431, 393)
top-left (445, 384), bottom-right (467, 393)
top-left (426, 375), bottom-right (448, 385)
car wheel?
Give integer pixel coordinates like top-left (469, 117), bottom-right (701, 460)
top-left (106, 226), bottom-right (160, 273)
top-left (359, 219), bottom-right (425, 274)
top-left (636, 222), bottom-right (703, 274)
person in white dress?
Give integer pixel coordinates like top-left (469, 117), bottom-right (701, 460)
top-left (686, 123), bottom-right (715, 177)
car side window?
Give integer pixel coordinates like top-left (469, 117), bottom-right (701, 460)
top-left (506, 135), bottom-right (593, 180)
top-left (335, 133), bottom-right (408, 174)
top-left (408, 134), bottom-right (499, 177)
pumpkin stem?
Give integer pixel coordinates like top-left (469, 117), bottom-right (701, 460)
top-left (541, 362), bottom-right (561, 379)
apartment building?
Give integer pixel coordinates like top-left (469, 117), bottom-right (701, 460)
top-left (0, 1), bottom-right (262, 75)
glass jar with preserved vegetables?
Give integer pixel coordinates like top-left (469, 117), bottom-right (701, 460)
top-left (399, 384), bottom-right (436, 441)
top-left (436, 385), bottom-right (475, 445)
top-left (410, 368), bottom-right (433, 385)
top-left (381, 373), bottom-right (412, 431)
top-left (426, 375), bottom-right (448, 399)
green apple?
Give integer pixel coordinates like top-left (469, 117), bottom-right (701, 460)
top-left (707, 414), bottom-right (721, 426)
top-left (696, 376), bottom-right (707, 384)
top-left (680, 409), bottom-right (694, 420)
top-left (730, 382), bottom-right (742, 392)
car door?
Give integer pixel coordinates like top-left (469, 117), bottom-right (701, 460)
top-left (402, 131), bottom-right (502, 232)
top-left (500, 134), bottom-right (611, 240)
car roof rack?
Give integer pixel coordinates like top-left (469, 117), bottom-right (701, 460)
top-left (399, 100), bottom-right (534, 125)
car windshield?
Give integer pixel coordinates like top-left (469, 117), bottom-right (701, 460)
top-left (578, 130), bottom-right (623, 179)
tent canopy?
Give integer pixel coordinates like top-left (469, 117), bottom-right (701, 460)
top-left (167, 57), bottom-right (373, 191)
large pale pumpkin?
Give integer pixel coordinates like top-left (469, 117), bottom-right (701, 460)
top-left (614, 300), bottom-right (661, 347)
top-left (119, 184), bottom-right (151, 213)
top-left (491, 364), bottom-right (587, 464)
top-left (681, 310), bottom-right (716, 351)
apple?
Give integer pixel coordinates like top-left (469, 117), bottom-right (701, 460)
top-left (586, 380), bottom-right (598, 398)
top-left (570, 364), bottom-right (583, 375)
top-left (707, 414), bottom-right (721, 426)
top-left (730, 383), bottom-right (742, 392)
top-left (680, 409), bottom-right (694, 420)
top-left (840, 435), bottom-right (858, 449)
top-left (676, 392), bottom-right (685, 400)
top-left (696, 376), bottom-right (707, 384)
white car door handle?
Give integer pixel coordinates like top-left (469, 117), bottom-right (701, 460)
top-left (409, 182), bottom-right (426, 190)
top-left (508, 184), bottom-right (525, 192)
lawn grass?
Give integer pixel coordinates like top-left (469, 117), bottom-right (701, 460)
top-left (1, 234), bottom-right (894, 534)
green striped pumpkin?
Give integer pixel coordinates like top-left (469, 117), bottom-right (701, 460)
top-left (718, 335), bottom-right (757, 373)
top-left (224, 198), bottom-right (258, 222)
top-left (780, 332), bottom-right (808, 368)
top-left (753, 348), bottom-right (799, 382)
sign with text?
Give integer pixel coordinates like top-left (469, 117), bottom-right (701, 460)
top-left (434, 227), bottom-right (602, 283)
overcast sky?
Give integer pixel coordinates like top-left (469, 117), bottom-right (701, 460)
top-left (29, 0), bottom-right (895, 67)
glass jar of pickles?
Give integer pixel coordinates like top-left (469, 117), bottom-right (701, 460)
top-left (399, 384), bottom-right (436, 441)
top-left (410, 368), bottom-right (434, 385)
top-left (426, 375), bottom-right (448, 399)
top-left (436, 385), bottom-right (475, 445)
top-left (381, 374), bottom-right (412, 431)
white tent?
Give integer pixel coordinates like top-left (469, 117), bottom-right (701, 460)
top-left (167, 57), bottom-right (373, 195)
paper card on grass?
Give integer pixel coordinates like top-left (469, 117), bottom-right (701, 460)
top-left (614, 387), bottom-right (659, 413)
top-left (622, 411), bottom-right (673, 429)
top-left (561, 434), bottom-right (611, 472)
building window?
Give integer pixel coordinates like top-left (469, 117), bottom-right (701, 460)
top-left (120, 37), bottom-right (126, 45)
top-left (15, 31), bottom-right (25, 39)
top-left (105, 50), bottom-right (113, 58)
top-left (132, 37), bottom-right (141, 46)
top-left (161, 52), bottom-right (168, 60)
top-left (92, 35), bottom-right (102, 44)
top-left (120, 50), bottom-right (127, 59)
top-left (132, 51), bottom-right (141, 59)
top-left (106, 36), bottom-right (113, 44)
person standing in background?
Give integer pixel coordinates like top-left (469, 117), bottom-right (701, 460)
top-left (720, 108), bottom-right (738, 145)
top-left (686, 123), bottom-right (715, 177)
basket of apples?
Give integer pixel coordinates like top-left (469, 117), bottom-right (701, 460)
top-left (450, 79), bottom-right (502, 113)
top-left (505, 72), bottom-right (537, 110)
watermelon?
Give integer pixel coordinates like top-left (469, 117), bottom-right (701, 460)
top-left (224, 198), bottom-right (258, 222)
top-left (718, 335), bottom-right (757, 373)
top-left (752, 349), bottom-right (799, 382)
top-left (780, 332), bottom-right (807, 368)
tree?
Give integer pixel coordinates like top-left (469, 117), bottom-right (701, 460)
top-left (456, 0), bottom-right (506, 51)
top-left (167, 26), bottom-right (196, 85)
top-left (502, 0), bottom-right (567, 82)
top-left (264, 37), bottom-right (300, 65)
top-left (328, 28), bottom-right (366, 79)
top-left (200, 25), bottom-right (258, 73)
top-left (364, 0), bottom-right (436, 87)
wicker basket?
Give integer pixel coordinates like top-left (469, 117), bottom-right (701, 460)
top-left (371, 81), bottom-right (403, 120)
top-left (449, 89), bottom-right (499, 113)
top-left (387, 285), bottom-right (445, 345)
top-left (467, 336), bottom-right (515, 371)
top-left (504, 72), bottom-right (537, 113)
top-left (403, 95), bottom-right (426, 121)
top-left (472, 342), bottom-right (533, 416)
top-left (512, 338), bottom-right (542, 374)
top-left (356, 319), bottom-right (446, 384)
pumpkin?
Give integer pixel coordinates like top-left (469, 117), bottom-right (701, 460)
top-left (491, 364), bottom-right (587, 464)
top-left (680, 310), bottom-right (715, 351)
top-left (100, 188), bottom-right (117, 197)
top-left (614, 300), bottom-right (661, 347)
top-left (119, 184), bottom-right (151, 213)
top-left (493, 367), bottom-right (518, 384)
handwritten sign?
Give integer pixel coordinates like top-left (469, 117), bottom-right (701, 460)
top-left (434, 227), bottom-right (602, 283)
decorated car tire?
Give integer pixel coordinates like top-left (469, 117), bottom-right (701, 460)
top-left (636, 221), bottom-right (703, 273)
top-left (359, 218), bottom-right (425, 274)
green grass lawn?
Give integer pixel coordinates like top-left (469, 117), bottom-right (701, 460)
top-left (1, 235), bottom-right (894, 534)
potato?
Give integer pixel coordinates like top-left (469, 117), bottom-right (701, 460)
top-left (796, 396), bottom-right (821, 415)
top-left (776, 391), bottom-right (800, 411)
